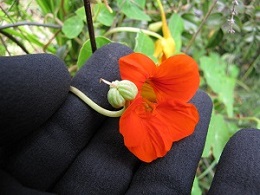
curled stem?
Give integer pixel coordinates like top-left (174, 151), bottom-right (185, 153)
top-left (69, 86), bottom-right (125, 117)
top-left (104, 27), bottom-right (163, 40)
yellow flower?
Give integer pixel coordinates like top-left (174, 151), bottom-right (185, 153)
top-left (154, 0), bottom-right (176, 63)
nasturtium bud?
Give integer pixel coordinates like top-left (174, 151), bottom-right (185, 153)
top-left (148, 21), bottom-right (162, 32)
top-left (116, 80), bottom-right (138, 100)
top-left (107, 80), bottom-right (138, 108)
top-left (107, 88), bottom-right (126, 108)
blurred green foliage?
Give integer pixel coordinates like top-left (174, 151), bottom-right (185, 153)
top-left (0, 0), bottom-right (259, 194)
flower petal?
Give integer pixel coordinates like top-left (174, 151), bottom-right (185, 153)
top-left (119, 53), bottom-right (156, 90)
top-left (156, 100), bottom-right (199, 142)
top-left (119, 97), bottom-right (172, 162)
top-left (152, 54), bottom-right (200, 102)
top-left (119, 97), bottom-right (199, 162)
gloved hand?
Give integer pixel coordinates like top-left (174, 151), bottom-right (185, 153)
top-left (0, 43), bottom-right (213, 194)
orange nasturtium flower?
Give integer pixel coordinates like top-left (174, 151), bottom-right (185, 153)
top-left (118, 53), bottom-right (200, 162)
top-left (154, 0), bottom-right (176, 63)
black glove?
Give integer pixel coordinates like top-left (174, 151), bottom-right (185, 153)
top-left (0, 43), bottom-right (213, 194)
top-left (208, 128), bottom-right (260, 194)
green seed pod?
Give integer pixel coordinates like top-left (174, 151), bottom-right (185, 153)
top-left (107, 80), bottom-right (138, 108)
top-left (115, 80), bottom-right (138, 100)
top-left (107, 87), bottom-right (126, 108)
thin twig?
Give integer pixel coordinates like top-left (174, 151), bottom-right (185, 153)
top-left (0, 6), bottom-right (38, 51)
top-left (83, 0), bottom-right (97, 53)
top-left (0, 21), bottom-right (61, 30)
top-left (184, 0), bottom-right (218, 53)
top-left (43, 30), bottom-right (61, 52)
top-left (0, 4), bottom-right (10, 18)
top-left (0, 29), bottom-right (29, 54)
top-left (0, 34), bottom-right (11, 55)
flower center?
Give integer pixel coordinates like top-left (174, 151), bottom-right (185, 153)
top-left (135, 99), bottom-right (156, 118)
top-left (141, 80), bottom-right (157, 103)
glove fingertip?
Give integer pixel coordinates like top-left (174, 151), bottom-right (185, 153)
top-left (0, 54), bottom-right (70, 146)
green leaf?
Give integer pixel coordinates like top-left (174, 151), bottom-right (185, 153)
top-left (134, 32), bottom-right (156, 62)
top-left (203, 112), bottom-right (231, 161)
top-left (257, 120), bottom-right (260, 129)
top-left (169, 13), bottom-right (184, 38)
top-left (244, 33), bottom-right (254, 43)
top-left (206, 13), bottom-right (224, 27)
top-left (191, 176), bottom-right (202, 195)
top-left (202, 1), bottom-right (210, 16)
top-left (169, 13), bottom-right (184, 52)
top-left (35, 0), bottom-right (53, 14)
top-left (94, 3), bottom-right (116, 26)
top-left (75, 6), bottom-right (86, 22)
top-left (132, 0), bottom-right (146, 9)
top-left (206, 28), bottom-right (224, 48)
top-left (182, 13), bottom-right (198, 24)
top-left (0, 44), bottom-right (5, 55)
top-left (200, 53), bottom-right (239, 117)
top-left (212, 114), bottom-right (231, 161)
top-left (242, 21), bottom-right (254, 32)
top-left (202, 111), bottom-right (215, 158)
top-left (228, 63), bottom-right (240, 78)
top-left (62, 15), bottom-right (84, 39)
top-left (182, 13), bottom-right (198, 32)
top-left (77, 36), bottom-right (112, 69)
top-left (117, 0), bottom-right (151, 21)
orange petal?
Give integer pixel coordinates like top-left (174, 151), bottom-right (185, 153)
top-left (119, 97), bottom-right (172, 162)
top-left (119, 53), bottom-right (156, 90)
top-left (119, 97), bottom-right (199, 162)
top-left (156, 100), bottom-right (199, 142)
top-left (152, 54), bottom-right (200, 102)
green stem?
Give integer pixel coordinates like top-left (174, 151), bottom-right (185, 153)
top-left (226, 116), bottom-right (260, 125)
top-left (0, 21), bottom-right (61, 30)
top-left (69, 86), bottom-right (125, 117)
top-left (198, 159), bottom-right (217, 179)
top-left (104, 27), bottom-right (163, 40)
top-left (242, 54), bottom-right (260, 81)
